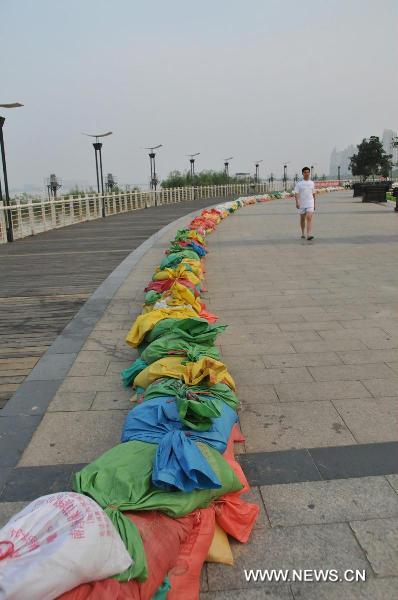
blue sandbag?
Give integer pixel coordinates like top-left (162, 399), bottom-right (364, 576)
top-left (121, 396), bottom-right (237, 492)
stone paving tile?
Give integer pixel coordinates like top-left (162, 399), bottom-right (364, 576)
top-left (223, 355), bottom-right (265, 370)
top-left (292, 339), bottom-right (368, 353)
top-left (48, 391), bottom-right (95, 412)
top-left (362, 378), bottom-right (398, 397)
top-left (200, 587), bottom-right (293, 599)
top-left (239, 401), bottom-right (355, 452)
top-left (67, 361), bottom-right (109, 376)
top-left (221, 342), bottom-right (296, 356)
top-left (262, 352), bottom-right (342, 368)
top-left (206, 524), bottom-right (368, 591)
top-left (337, 349), bottom-right (398, 364)
top-left (0, 501), bottom-right (29, 527)
top-left (57, 374), bottom-right (122, 393)
top-left (291, 579), bottom-right (398, 600)
top-left (275, 381), bottom-right (370, 402)
top-left (350, 518), bottom-right (398, 577)
top-left (261, 476), bottom-right (398, 527)
top-left (232, 367), bottom-right (313, 387)
top-left (91, 390), bottom-right (132, 410)
top-left (387, 474), bottom-right (398, 493)
top-left (278, 321), bottom-right (345, 332)
top-left (235, 385), bottom-right (279, 405)
top-left (333, 397), bottom-right (398, 443)
top-left (386, 361), bottom-right (398, 375)
top-left (18, 410), bottom-right (127, 466)
top-left (308, 363), bottom-right (398, 382)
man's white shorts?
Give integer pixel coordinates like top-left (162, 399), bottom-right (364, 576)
top-left (298, 207), bottom-right (314, 215)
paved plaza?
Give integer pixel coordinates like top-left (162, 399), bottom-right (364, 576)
top-left (1, 190), bottom-right (397, 598)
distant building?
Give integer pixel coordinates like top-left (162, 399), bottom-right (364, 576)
top-left (329, 145), bottom-right (356, 178)
top-left (382, 129), bottom-right (397, 164)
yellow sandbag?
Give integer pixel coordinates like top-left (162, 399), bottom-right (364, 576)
top-left (153, 264), bottom-right (201, 286)
top-left (134, 355), bottom-right (236, 390)
top-left (161, 282), bottom-right (202, 313)
top-left (206, 523), bottom-right (234, 565)
top-left (125, 307), bottom-right (197, 348)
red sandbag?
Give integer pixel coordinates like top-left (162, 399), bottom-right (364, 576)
top-left (168, 508), bottom-right (215, 600)
top-left (214, 493), bottom-right (259, 543)
top-left (144, 278), bottom-right (198, 295)
top-left (58, 511), bottom-right (195, 600)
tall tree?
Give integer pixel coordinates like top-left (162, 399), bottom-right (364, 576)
top-left (350, 136), bottom-right (393, 181)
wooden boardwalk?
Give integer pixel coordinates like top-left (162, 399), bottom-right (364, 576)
top-left (0, 197), bottom-right (222, 408)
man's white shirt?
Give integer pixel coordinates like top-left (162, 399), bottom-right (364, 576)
top-left (294, 179), bottom-right (315, 209)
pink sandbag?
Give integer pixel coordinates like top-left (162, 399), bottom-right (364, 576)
top-left (168, 508), bottom-right (215, 600)
top-left (58, 511), bottom-right (195, 600)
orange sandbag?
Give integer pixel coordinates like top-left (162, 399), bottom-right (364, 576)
top-left (214, 492), bottom-right (259, 544)
top-left (213, 424), bottom-right (259, 543)
top-left (58, 511), bottom-right (195, 600)
top-left (222, 424), bottom-right (250, 493)
top-left (168, 508), bottom-right (215, 600)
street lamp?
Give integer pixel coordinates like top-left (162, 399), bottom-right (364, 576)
top-left (0, 102), bottom-right (24, 242)
top-left (46, 173), bottom-right (62, 199)
top-left (254, 160), bottom-right (263, 183)
top-left (145, 145), bottom-right (163, 191)
top-left (338, 165), bottom-right (341, 183)
top-left (282, 162), bottom-right (290, 190)
top-left (83, 131), bottom-right (112, 217)
top-left (310, 165), bottom-right (314, 179)
top-left (187, 152), bottom-right (200, 179)
top-left (224, 157), bottom-right (233, 177)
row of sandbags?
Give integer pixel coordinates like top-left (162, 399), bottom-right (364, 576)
top-left (0, 198), bottom-right (254, 600)
top-left (0, 190), bottom-right (343, 599)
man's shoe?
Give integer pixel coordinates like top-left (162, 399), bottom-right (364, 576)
top-left (307, 236), bottom-right (314, 241)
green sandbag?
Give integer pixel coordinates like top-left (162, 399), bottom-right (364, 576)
top-left (141, 317), bottom-right (226, 349)
top-left (143, 378), bottom-right (239, 430)
top-left (123, 339), bottom-right (221, 387)
top-left (159, 250), bottom-right (199, 270)
top-left (141, 337), bottom-right (221, 365)
top-left (72, 440), bottom-right (242, 580)
top-left (144, 290), bottom-right (161, 305)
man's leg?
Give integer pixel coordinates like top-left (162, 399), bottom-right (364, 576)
top-left (306, 212), bottom-right (314, 238)
top-left (300, 213), bottom-right (306, 236)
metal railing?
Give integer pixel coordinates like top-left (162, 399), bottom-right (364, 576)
top-left (0, 181), bottom-right (291, 244)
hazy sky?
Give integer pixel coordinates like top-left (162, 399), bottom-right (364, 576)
top-left (1, 0), bottom-right (397, 191)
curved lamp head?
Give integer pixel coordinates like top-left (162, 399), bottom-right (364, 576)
top-left (83, 131), bottom-right (113, 143)
top-left (0, 103), bottom-right (24, 109)
top-left (144, 144), bottom-right (163, 151)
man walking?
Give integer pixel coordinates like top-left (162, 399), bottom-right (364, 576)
top-left (294, 167), bottom-right (316, 241)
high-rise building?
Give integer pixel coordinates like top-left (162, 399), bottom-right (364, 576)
top-left (382, 129), bottom-right (397, 164)
top-left (329, 145), bottom-right (356, 177)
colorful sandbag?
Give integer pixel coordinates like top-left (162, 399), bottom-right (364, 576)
top-left (133, 356), bottom-right (235, 390)
top-left (73, 440), bottom-right (243, 580)
top-left (121, 396), bottom-right (237, 491)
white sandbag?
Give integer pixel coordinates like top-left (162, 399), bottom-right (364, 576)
top-left (0, 492), bottom-right (132, 600)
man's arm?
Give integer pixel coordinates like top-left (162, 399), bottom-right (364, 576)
top-left (312, 184), bottom-right (316, 210)
top-left (295, 192), bottom-right (300, 209)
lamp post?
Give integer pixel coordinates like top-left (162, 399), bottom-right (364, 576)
top-left (47, 173), bottom-right (62, 199)
top-left (310, 165), bottom-right (314, 179)
top-left (224, 157), bottom-right (233, 177)
top-left (187, 152), bottom-right (200, 179)
top-left (145, 145), bottom-right (162, 192)
top-left (338, 165), bottom-right (341, 183)
top-left (0, 102), bottom-right (24, 242)
top-left (283, 164), bottom-right (288, 190)
top-left (83, 131), bottom-right (113, 217)
top-left (254, 160), bottom-right (263, 184)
